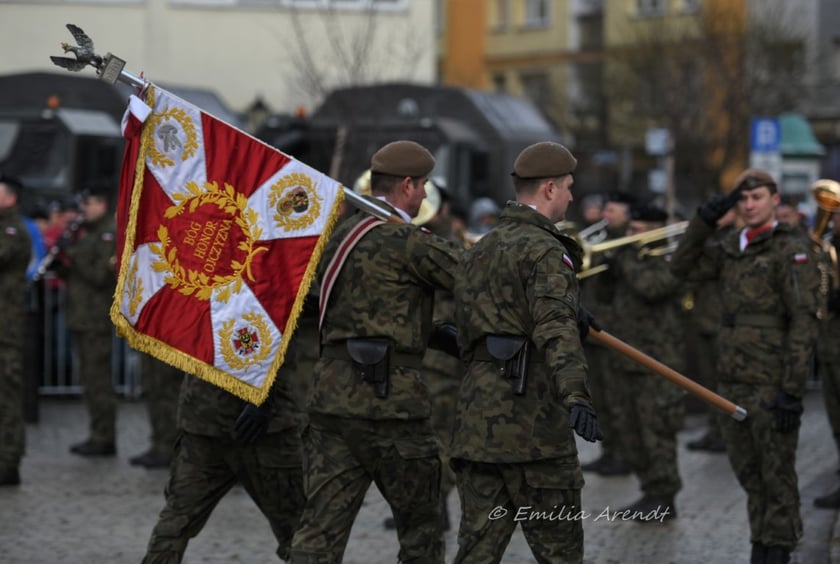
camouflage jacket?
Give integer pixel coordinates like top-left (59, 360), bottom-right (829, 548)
top-left (611, 243), bottom-right (685, 374)
top-left (684, 225), bottom-right (736, 336)
top-left (307, 197), bottom-right (462, 419)
top-left (178, 349), bottom-right (302, 437)
top-left (450, 202), bottom-right (591, 463)
top-left (671, 215), bottom-right (820, 397)
top-left (61, 214), bottom-right (117, 332)
top-left (0, 206), bottom-right (31, 346)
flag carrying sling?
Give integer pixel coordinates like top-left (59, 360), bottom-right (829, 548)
top-left (112, 86), bottom-right (344, 405)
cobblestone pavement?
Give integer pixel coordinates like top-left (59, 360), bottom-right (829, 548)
top-left (1, 391), bottom-right (839, 564)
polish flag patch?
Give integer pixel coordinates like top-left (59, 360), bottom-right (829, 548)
top-left (562, 253), bottom-right (575, 270)
top-left (794, 253), bottom-right (808, 263)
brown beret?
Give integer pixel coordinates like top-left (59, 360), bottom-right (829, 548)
top-left (512, 142), bottom-right (577, 179)
top-left (734, 168), bottom-right (777, 192)
top-left (370, 140), bottom-right (435, 177)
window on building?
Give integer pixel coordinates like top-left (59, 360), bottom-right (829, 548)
top-left (494, 0), bottom-right (511, 30)
top-left (492, 73), bottom-right (508, 93)
top-left (636, 0), bottom-right (665, 17)
top-left (682, 0), bottom-right (701, 13)
top-left (520, 72), bottom-right (551, 111)
top-left (524, 0), bottom-right (550, 28)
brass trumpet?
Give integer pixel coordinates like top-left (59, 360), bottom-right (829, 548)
top-left (810, 179), bottom-right (840, 318)
top-left (577, 221), bottom-right (688, 279)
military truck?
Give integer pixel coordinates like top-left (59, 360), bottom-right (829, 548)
top-left (256, 82), bottom-right (566, 212)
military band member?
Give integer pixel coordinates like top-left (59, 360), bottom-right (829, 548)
top-left (54, 185), bottom-right (119, 457)
top-left (608, 203), bottom-right (685, 520)
top-left (0, 175), bottom-right (32, 486)
top-left (289, 141), bottom-right (461, 564)
top-left (671, 169), bottom-right (820, 564)
top-left (450, 142), bottom-right (602, 564)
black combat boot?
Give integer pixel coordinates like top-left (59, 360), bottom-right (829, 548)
top-left (129, 449), bottom-right (172, 469)
top-left (0, 466), bottom-right (20, 486)
top-left (69, 439), bottom-right (116, 457)
top-left (814, 488), bottom-right (840, 508)
top-left (764, 545), bottom-right (790, 564)
top-left (619, 495), bottom-right (677, 523)
top-left (750, 542), bottom-right (767, 564)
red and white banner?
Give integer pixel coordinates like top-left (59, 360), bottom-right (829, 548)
top-left (113, 85), bottom-right (344, 404)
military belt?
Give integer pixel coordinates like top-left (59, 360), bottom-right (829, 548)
top-left (721, 313), bottom-right (787, 329)
top-left (321, 342), bottom-right (424, 369)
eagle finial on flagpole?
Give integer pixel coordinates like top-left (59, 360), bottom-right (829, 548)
top-left (49, 23), bottom-right (145, 89)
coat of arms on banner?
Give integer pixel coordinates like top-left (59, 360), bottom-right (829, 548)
top-left (113, 86), bottom-right (344, 404)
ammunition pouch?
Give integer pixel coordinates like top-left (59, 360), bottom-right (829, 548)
top-left (346, 338), bottom-right (390, 398)
top-left (486, 335), bottom-right (530, 396)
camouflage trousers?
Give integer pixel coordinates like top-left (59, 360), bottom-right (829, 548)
top-left (611, 370), bottom-right (684, 498)
top-left (718, 382), bottom-right (801, 550)
top-left (819, 356), bottom-right (840, 459)
top-left (583, 343), bottom-right (623, 460)
top-left (72, 330), bottom-right (115, 444)
top-left (143, 430), bottom-right (305, 563)
top-left (0, 344), bottom-right (24, 470)
top-left (424, 364), bottom-right (460, 501)
top-left (140, 354), bottom-right (181, 456)
top-left (451, 458), bottom-right (583, 564)
top-left (695, 332), bottom-right (723, 436)
top-left (290, 414), bottom-right (443, 564)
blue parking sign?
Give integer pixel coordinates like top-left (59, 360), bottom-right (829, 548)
top-left (751, 117), bottom-right (780, 152)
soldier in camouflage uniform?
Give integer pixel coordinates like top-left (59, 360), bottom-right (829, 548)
top-left (579, 191), bottom-right (634, 476)
top-left (130, 353), bottom-right (182, 468)
top-left (289, 141), bottom-right (461, 564)
top-left (0, 175), bottom-right (32, 486)
top-left (814, 209), bottom-right (840, 508)
top-left (142, 350), bottom-right (305, 563)
top-left (450, 142), bottom-right (603, 564)
top-left (671, 169), bottom-right (820, 564)
top-left (608, 203), bottom-right (685, 520)
top-left (54, 186), bottom-right (119, 457)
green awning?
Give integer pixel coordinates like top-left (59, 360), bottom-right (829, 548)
top-left (780, 112), bottom-right (825, 157)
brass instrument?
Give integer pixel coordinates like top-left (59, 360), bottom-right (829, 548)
top-left (810, 179), bottom-right (840, 318)
top-left (576, 218), bottom-right (609, 244)
top-left (576, 221), bottom-right (688, 279)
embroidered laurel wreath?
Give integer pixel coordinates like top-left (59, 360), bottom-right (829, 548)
top-left (147, 107), bottom-right (199, 168)
top-left (219, 313), bottom-right (272, 368)
top-left (151, 180), bottom-right (268, 303)
top-left (269, 173), bottom-right (322, 232)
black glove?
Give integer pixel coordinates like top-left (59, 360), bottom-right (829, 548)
top-left (698, 187), bottom-right (742, 226)
top-left (828, 288), bottom-right (840, 315)
top-left (568, 403), bottom-right (604, 442)
top-left (234, 401), bottom-right (272, 445)
top-left (577, 305), bottom-right (602, 342)
top-left (762, 390), bottom-right (803, 434)
top-left (428, 322), bottom-right (459, 358)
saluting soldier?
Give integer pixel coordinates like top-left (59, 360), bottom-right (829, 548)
top-left (289, 141), bottom-right (461, 564)
top-left (608, 203), bottom-right (685, 520)
top-left (671, 169), bottom-right (820, 564)
top-left (450, 142), bottom-right (602, 564)
top-left (0, 175), bottom-right (32, 486)
top-left (54, 185), bottom-right (119, 457)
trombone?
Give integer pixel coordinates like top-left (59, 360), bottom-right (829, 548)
top-left (577, 221), bottom-right (688, 279)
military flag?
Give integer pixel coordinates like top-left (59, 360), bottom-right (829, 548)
top-left (113, 85), bottom-right (344, 404)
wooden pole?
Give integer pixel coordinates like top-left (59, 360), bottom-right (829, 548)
top-left (590, 329), bottom-right (747, 421)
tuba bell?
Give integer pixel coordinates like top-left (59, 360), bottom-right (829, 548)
top-left (810, 179), bottom-right (840, 318)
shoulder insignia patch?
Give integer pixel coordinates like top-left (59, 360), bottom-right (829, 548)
top-left (793, 252), bottom-right (808, 263)
top-left (419, 227), bottom-right (431, 234)
top-left (102, 232), bottom-right (115, 242)
top-left (4, 227), bottom-right (17, 235)
top-left (562, 253), bottom-right (575, 271)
